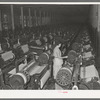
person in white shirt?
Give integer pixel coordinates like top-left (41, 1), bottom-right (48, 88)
top-left (53, 42), bottom-right (68, 79)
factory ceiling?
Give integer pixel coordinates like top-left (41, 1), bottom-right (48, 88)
top-left (22, 5), bottom-right (91, 16)
top-left (0, 4), bottom-right (91, 17)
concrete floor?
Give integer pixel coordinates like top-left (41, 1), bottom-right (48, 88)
top-left (44, 78), bottom-right (55, 90)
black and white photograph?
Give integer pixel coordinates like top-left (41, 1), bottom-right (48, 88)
top-left (0, 3), bottom-right (99, 92)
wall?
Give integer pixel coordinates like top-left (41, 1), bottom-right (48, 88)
top-left (89, 5), bottom-right (100, 68)
top-left (64, 16), bottom-right (88, 24)
top-left (52, 15), bottom-right (88, 25)
top-left (89, 5), bottom-right (98, 29)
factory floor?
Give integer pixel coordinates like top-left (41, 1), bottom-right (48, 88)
top-left (97, 68), bottom-right (100, 76)
top-left (44, 78), bottom-right (55, 90)
top-left (43, 67), bottom-right (100, 90)
top-left (96, 58), bottom-right (100, 76)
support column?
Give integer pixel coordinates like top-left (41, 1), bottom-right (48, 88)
top-left (0, 10), bottom-right (2, 31)
top-left (21, 6), bottom-right (24, 29)
top-left (40, 10), bottom-right (42, 26)
top-left (43, 11), bottom-right (45, 25)
top-left (96, 5), bottom-right (100, 68)
top-left (34, 10), bottom-right (37, 26)
top-left (53, 13), bottom-right (54, 24)
top-left (51, 12), bottom-right (53, 25)
top-left (45, 11), bottom-right (47, 25)
top-left (11, 5), bottom-right (15, 31)
top-left (47, 12), bottom-right (49, 25)
top-left (29, 8), bottom-right (31, 27)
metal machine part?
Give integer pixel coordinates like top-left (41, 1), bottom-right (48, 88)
top-left (9, 71), bottom-right (30, 89)
top-left (9, 56), bottom-right (51, 90)
top-left (13, 44), bottom-right (29, 59)
top-left (29, 65), bottom-right (51, 89)
top-left (9, 60), bottom-right (37, 89)
top-left (78, 83), bottom-right (90, 90)
top-left (71, 60), bottom-right (81, 90)
top-left (67, 50), bottom-right (77, 65)
top-left (21, 44), bottom-right (29, 54)
top-left (38, 52), bottom-right (49, 65)
top-left (0, 50), bottom-right (15, 73)
top-left (83, 44), bottom-right (92, 52)
top-left (55, 50), bottom-right (83, 90)
top-left (71, 42), bottom-right (82, 53)
top-left (9, 51), bottom-right (50, 89)
top-left (56, 66), bottom-right (72, 88)
top-left (1, 51), bottom-right (15, 62)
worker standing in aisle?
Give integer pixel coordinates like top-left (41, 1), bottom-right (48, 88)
top-left (53, 42), bottom-right (63, 80)
top-left (53, 41), bottom-right (68, 80)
